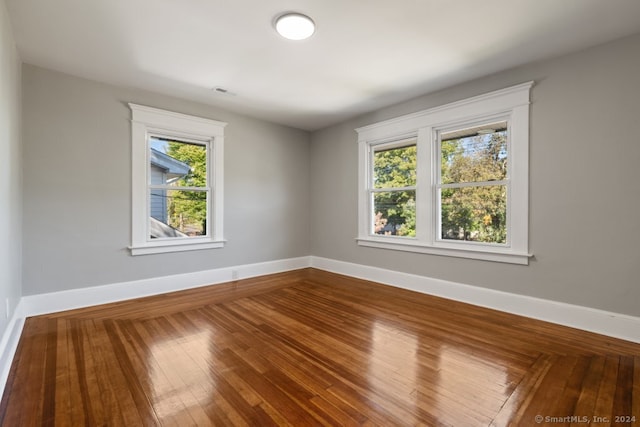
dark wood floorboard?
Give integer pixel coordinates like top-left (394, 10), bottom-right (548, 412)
top-left (1, 268), bottom-right (639, 426)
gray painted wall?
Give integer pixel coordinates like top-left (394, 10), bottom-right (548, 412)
top-left (0, 1), bottom-right (21, 331)
top-left (310, 33), bottom-right (640, 317)
top-left (22, 65), bottom-right (310, 295)
top-left (19, 31), bottom-right (640, 317)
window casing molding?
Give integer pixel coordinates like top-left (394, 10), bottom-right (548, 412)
top-left (129, 104), bottom-right (227, 256)
top-left (356, 82), bottom-right (533, 264)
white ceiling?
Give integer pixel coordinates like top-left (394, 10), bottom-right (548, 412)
top-left (6, 0), bottom-right (640, 131)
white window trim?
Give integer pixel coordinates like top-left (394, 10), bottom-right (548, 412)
top-left (356, 82), bottom-right (533, 265)
top-left (129, 104), bottom-right (227, 256)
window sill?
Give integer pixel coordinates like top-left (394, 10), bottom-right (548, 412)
top-left (356, 237), bottom-right (531, 265)
top-left (129, 240), bottom-right (225, 256)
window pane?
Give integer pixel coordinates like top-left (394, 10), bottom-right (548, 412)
top-left (373, 144), bottom-right (416, 189)
top-left (373, 190), bottom-right (415, 237)
top-left (149, 190), bottom-right (208, 238)
top-left (440, 122), bottom-right (507, 184)
top-left (149, 137), bottom-right (206, 187)
top-left (440, 185), bottom-right (506, 244)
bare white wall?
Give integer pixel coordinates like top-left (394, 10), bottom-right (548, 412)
top-left (310, 33), bottom-right (640, 317)
top-left (22, 65), bottom-right (310, 295)
top-left (0, 0), bottom-right (22, 328)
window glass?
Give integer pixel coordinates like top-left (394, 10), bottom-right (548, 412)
top-left (440, 122), bottom-right (507, 184)
top-left (148, 137), bottom-right (209, 240)
top-left (373, 191), bottom-right (416, 237)
top-left (373, 144), bottom-right (417, 188)
top-left (371, 143), bottom-right (417, 237)
top-left (439, 121), bottom-right (508, 244)
top-left (440, 186), bottom-right (507, 244)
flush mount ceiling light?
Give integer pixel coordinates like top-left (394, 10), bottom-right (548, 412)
top-left (275, 13), bottom-right (315, 40)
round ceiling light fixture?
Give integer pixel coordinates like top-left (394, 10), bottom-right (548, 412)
top-left (275, 13), bottom-right (315, 40)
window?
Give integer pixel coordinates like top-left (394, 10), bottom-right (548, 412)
top-left (438, 121), bottom-right (508, 244)
top-left (371, 140), bottom-right (417, 237)
top-left (356, 82), bottom-right (533, 264)
top-left (149, 136), bottom-right (208, 239)
top-left (129, 104), bottom-right (226, 255)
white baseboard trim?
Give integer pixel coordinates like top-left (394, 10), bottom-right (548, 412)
top-left (310, 256), bottom-right (640, 344)
top-left (0, 300), bottom-right (26, 401)
top-left (22, 256), bottom-right (312, 317)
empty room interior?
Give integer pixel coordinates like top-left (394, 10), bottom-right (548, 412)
top-left (1, 0), bottom-right (640, 425)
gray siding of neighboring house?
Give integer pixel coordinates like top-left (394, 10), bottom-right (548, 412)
top-left (150, 165), bottom-right (166, 222)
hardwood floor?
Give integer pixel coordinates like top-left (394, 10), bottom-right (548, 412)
top-left (1, 268), bottom-right (638, 426)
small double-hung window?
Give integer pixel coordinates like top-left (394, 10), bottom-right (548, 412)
top-left (129, 104), bottom-right (226, 255)
top-left (357, 82), bottom-right (533, 264)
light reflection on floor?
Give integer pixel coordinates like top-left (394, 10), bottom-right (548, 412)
top-left (148, 329), bottom-right (214, 421)
top-left (433, 344), bottom-right (511, 423)
top-left (367, 320), bottom-right (512, 424)
top-left (368, 321), bottom-right (419, 411)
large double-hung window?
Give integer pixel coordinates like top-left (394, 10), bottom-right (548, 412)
top-left (357, 82), bottom-right (533, 264)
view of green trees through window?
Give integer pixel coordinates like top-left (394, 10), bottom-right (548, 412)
top-left (373, 144), bottom-right (417, 237)
top-left (371, 122), bottom-right (508, 244)
top-left (149, 137), bottom-right (208, 238)
top-left (440, 122), bottom-right (508, 244)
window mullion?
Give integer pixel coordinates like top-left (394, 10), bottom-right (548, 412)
top-left (438, 180), bottom-right (508, 189)
top-left (416, 127), bottom-right (431, 244)
top-left (366, 145), bottom-right (375, 234)
top-left (149, 185), bottom-right (209, 192)
top-left (370, 186), bottom-right (416, 193)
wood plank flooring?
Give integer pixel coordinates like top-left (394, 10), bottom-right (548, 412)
top-left (1, 268), bottom-right (639, 426)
